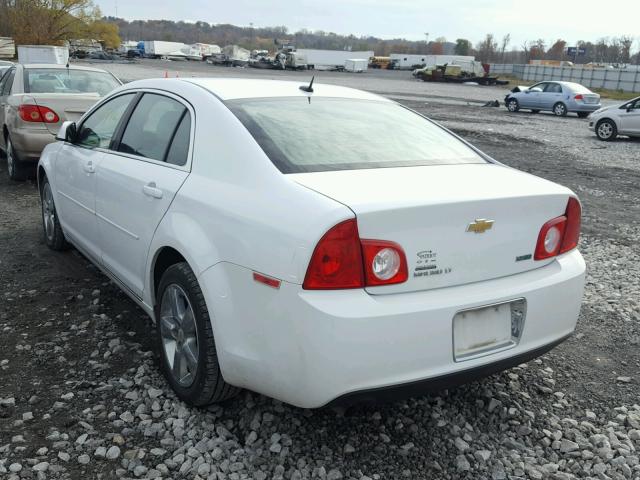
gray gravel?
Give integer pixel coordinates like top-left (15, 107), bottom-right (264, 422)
top-left (1, 62), bottom-right (639, 479)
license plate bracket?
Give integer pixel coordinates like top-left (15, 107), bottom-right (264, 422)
top-left (453, 298), bottom-right (526, 362)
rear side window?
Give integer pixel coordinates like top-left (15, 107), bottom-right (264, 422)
top-left (118, 93), bottom-right (188, 162)
top-left (545, 83), bottom-right (562, 93)
top-left (227, 97), bottom-right (486, 173)
top-left (1, 68), bottom-right (15, 96)
top-left (76, 93), bottom-right (135, 149)
top-left (165, 113), bottom-right (191, 166)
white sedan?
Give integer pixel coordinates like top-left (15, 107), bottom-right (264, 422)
top-left (38, 78), bottom-right (586, 408)
top-left (588, 96), bottom-right (640, 140)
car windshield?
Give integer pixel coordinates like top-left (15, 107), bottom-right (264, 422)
top-left (227, 97), bottom-right (487, 173)
top-left (25, 68), bottom-right (120, 96)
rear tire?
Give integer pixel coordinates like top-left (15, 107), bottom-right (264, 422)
top-left (595, 119), bottom-right (617, 141)
top-left (6, 135), bottom-right (28, 181)
top-left (506, 98), bottom-right (519, 112)
top-left (40, 178), bottom-right (69, 251)
top-left (553, 102), bottom-right (568, 117)
top-left (155, 262), bottom-right (240, 406)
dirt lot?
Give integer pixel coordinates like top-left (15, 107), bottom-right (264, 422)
top-left (1, 64), bottom-right (639, 479)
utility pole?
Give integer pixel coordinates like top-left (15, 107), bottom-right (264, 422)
top-left (425, 32), bottom-right (429, 54)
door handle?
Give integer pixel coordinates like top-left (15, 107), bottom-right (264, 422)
top-left (143, 182), bottom-right (163, 199)
top-left (83, 161), bottom-right (95, 174)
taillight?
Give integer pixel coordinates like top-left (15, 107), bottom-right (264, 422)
top-left (303, 219), bottom-right (409, 290)
top-left (534, 197), bottom-right (581, 260)
top-left (574, 94), bottom-right (584, 101)
top-left (361, 240), bottom-right (408, 286)
top-left (18, 104), bottom-right (60, 123)
top-left (302, 219), bottom-right (364, 290)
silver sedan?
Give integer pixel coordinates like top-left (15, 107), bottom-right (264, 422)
top-left (505, 81), bottom-right (601, 117)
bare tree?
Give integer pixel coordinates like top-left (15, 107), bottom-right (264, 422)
top-left (619, 35), bottom-right (633, 63)
top-left (500, 33), bottom-right (510, 62)
top-left (476, 33), bottom-right (498, 63)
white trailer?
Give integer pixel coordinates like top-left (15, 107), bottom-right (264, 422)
top-left (0, 37), bottom-right (15, 59)
top-left (297, 49), bottom-right (374, 69)
top-left (144, 41), bottom-right (188, 58)
top-left (344, 58), bottom-right (368, 73)
top-left (390, 53), bottom-right (475, 70)
top-left (17, 45), bottom-right (69, 65)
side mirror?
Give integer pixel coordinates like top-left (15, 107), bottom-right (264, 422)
top-left (56, 121), bottom-right (77, 143)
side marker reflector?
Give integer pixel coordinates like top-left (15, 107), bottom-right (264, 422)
top-left (253, 272), bottom-right (281, 289)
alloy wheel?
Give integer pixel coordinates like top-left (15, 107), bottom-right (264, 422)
top-left (554, 103), bottom-right (566, 116)
top-left (42, 183), bottom-right (56, 242)
top-left (159, 284), bottom-right (199, 387)
top-left (597, 122), bottom-right (613, 140)
top-left (6, 138), bottom-right (14, 177)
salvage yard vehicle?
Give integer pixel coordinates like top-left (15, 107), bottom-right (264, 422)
top-left (588, 96), bottom-right (640, 141)
top-left (0, 63), bottom-right (122, 180)
top-left (505, 81), bottom-right (601, 117)
top-left (37, 78), bottom-right (586, 408)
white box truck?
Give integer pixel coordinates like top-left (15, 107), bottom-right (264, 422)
top-left (144, 41), bottom-right (188, 58)
top-left (17, 45), bottom-right (69, 64)
top-left (297, 49), bottom-right (374, 70)
top-left (344, 58), bottom-right (367, 73)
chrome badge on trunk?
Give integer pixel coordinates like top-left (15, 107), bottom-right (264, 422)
top-left (466, 218), bottom-right (495, 234)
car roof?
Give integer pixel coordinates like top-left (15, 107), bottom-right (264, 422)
top-left (21, 63), bottom-right (112, 73)
top-left (180, 78), bottom-right (390, 102)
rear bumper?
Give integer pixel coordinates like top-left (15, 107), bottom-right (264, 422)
top-left (199, 250), bottom-right (585, 408)
top-left (570, 103), bottom-right (601, 113)
top-left (10, 126), bottom-right (55, 163)
top-left (327, 333), bottom-right (570, 406)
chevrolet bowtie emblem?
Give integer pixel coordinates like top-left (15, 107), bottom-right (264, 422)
top-left (466, 219), bottom-right (495, 234)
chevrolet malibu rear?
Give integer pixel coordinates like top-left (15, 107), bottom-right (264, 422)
top-left (39, 78), bottom-right (585, 409)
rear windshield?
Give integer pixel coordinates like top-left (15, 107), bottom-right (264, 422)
top-left (25, 68), bottom-right (120, 96)
top-left (227, 97), bottom-right (486, 173)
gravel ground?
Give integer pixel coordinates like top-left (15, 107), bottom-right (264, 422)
top-left (1, 64), bottom-right (639, 480)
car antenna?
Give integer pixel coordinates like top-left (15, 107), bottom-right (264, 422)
top-left (299, 76), bottom-right (314, 93)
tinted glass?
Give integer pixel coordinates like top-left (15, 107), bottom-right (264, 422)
top-left (1, 69), bottom-right (15, 96)
top-left (165, 113), bottom-right (191, 166)
top-left (25, 68), bottom-right (120, 96)
top-left (77, 93), bottom-right (135, 149)
top-left (228, 98), bottom-right (486, 173)
top-left (119, 94), bottom-right (186, 162)
top-left (545, 83), bottom-right (562, 93)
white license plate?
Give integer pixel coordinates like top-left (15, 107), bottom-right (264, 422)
top-left (453, 301), bottom-right (523, 361)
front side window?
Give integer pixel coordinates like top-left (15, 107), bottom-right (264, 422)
top-left (118, 93), bottom-right (187, 162)
top-left (228, 97), bottom-right (487, 173)
top-left (530, 82), bottom-right (546, 91)
top-left (76, 93), bottom-right (135, 149)
top-left (25, 68), bottom-right (121, 96)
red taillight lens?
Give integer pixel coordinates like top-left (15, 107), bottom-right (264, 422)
top-left (560, 197), bottom-right (581, 253)
top-left (574, 94), bottom-right (584, 100)
top-left (534, 197), bottom-right (581, 260)
top-left (303, 220), bottom-right (409, 290)
top-left (302, 219), bottom-right (364, 290)
top-left (361, 240), bottom-right (408, 286)
top-left (18, 104), bottom-right (60, 123)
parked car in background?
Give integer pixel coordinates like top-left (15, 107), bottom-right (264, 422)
top-left (505, 81), bottom-right (601, 117)
top-left (0, 63), bottom-right (121, 180)
top-left (588, 96), bottom-right (640, 141)
top-left (38, 78), bottom-right (585, 408)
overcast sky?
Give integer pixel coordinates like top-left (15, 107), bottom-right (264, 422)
top-left (97, 0), bottom-right (639, 48)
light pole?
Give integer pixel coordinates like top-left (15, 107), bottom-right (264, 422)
top-left (425, 32), bottom-right (429, 54)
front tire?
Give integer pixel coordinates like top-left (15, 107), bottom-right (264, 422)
top-left (155, 262), bottom-right (240, 406)
top-left (41, 178), bottom-right (69, 250)
top-left (6, 135), bottom-right (28, 181)
top-left (553, 102), bottom-right (568, 117)
top-left (595, 119), bottom-right (617, 141)
top-left (506, 98), bottom-right (519, 112)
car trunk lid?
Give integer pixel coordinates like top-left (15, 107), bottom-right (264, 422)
top-left (23, 93), bottom-right (101, 134)
top-left (290, 164), bottom-right (573, 295)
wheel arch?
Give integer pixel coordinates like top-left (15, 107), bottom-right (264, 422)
top-left (151, 246), bottom-right (188, 306)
